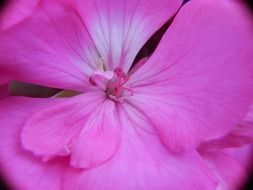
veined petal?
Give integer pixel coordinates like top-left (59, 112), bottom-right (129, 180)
top-left (75, 0), bottom-right (183, 72)
top-left (129, 0), bottom-right (253, 151)
top-left (21, 92), bottom-right (105, 159)
top-left (70, 100), bottom-right (120, 169)
top-left (0, 97), bottom-right (67, 190)
top-left (63, 104), bottom-right (217, 190)
top-left (0, 0), bottom-right (100, 91)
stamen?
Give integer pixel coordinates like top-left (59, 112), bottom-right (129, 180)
top-left (96, 57), bottom-right (106, 71)
top-left (105, 67), bottom-right (132, 101)
top-left (89, 67), bottom-right (133, 101)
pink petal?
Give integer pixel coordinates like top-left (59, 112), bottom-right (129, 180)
top-left (199, 103), bottom-right (253, 150)
top-left (0, 83), bottom-right (8, 98)
top-left (225, 145), bottom-right (253, 171)
top-left (0, 70), bottom-right (10, 85)
top-left (0, 0), bottom-right (99, 91)
top-left (0, 97), bottom-right (67, 190)
top-left (75, 0), bottom-right (182, 72)
top-left (199, 125), bottom-right (253, 150)
top-left (241, 102), bottom-right (253, 125)
top-left (201, 151), bottom-right (247, 190)
top-left (21, 92), bottom-right (105, 159)
top-left (129, 0), bottom-right (253, 151)
top-left (70, 100), bottom-right (120, 168)
top-left (0, 0), bottom-right (39, 31)
top-left (63, 104), bottom-right (217, 190)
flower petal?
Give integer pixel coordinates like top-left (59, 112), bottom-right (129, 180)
top-left (225, 145), bottom-right (253, 170)
top-left (199, 103), bottom-right (253, 150)
top-left (0, 69), bottom-right (10, 85)
top-left (129, 0), bottom-right (253, 151)
top-left (70, 100), bottom-right (120, 169)
top-left (63, 103), bottom-right (217, 190)
top-left (201, 151), bottom-right (247, 190)
top-left (0, 0), bottom-right (38, 31)
top-left (0, 0), bottom-right (99, 91)
top-left (21, 92), bottom-right (105, 159)
top-left (199, 125), bottom-right (253, 150)
top-left (0, 83), bottom-right (8, 98)
top-left (0, 97), bottom-right (67, 190)
top-left (241, 102), bottom-right (253, 125)
top-left (75, 0), bottom-right (183, 72)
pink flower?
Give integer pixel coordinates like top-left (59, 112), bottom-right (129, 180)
top-left (0, 0), bottom-right (253, 189)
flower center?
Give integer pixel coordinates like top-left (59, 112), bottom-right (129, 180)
top-left (89, 67), bottom-right (133, 101)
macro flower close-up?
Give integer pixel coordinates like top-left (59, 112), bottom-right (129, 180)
top-left (0, 0), bottom-right (253, 189)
